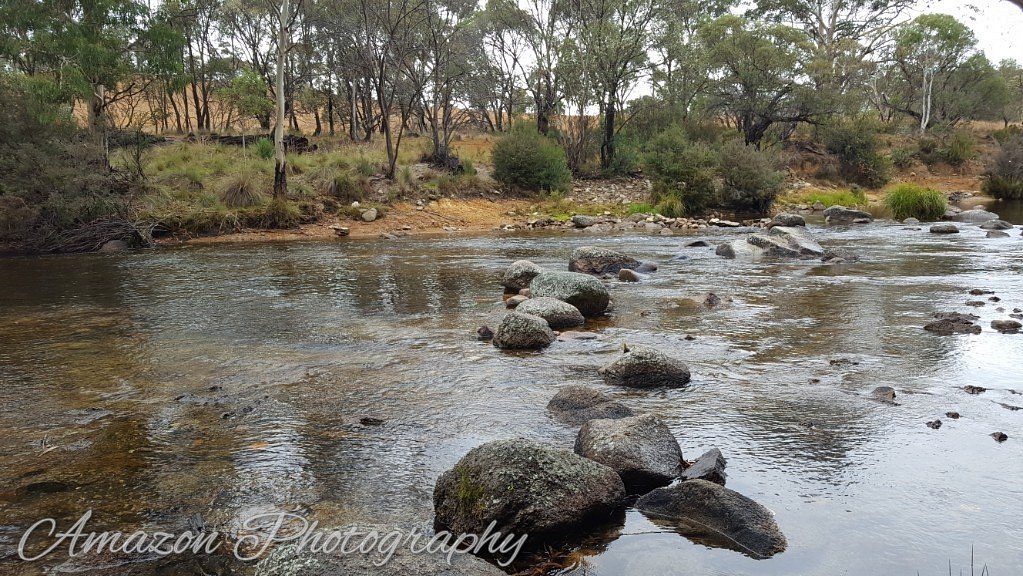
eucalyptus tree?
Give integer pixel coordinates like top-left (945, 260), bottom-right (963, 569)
top-left (751, 0), bottom-right (915, 104)
top-left (649, 0), bottom-right (729, 120)
top-left (272, 0), bottom-right (302, 198)
top-left (699, 15), bottom-right (823, 147)
top-left (508, 0), bottom-right (573, 135)
top-left (999, 60), bottom-right (1023, 126)
top-left (573, 0), bottom-right (659, 169)
top-left (882, 14), bottom-right (981, 134)
top-left (477, 0), bottom-right (529, 131)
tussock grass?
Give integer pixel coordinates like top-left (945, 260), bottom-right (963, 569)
top-left (884, 183), bottom-right (946, 221)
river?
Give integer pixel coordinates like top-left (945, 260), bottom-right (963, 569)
top-left (1, 217), bottom-right (1022, 575)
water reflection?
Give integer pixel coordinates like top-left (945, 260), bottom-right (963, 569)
top-left (1, 223), bottom-right (1022, 575)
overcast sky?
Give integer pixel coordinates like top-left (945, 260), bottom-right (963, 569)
top-left (920, 0), bottom-right (1023, 64)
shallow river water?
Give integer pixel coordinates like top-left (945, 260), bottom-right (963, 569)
top-left (1, 218), bottom-right (1022, 575)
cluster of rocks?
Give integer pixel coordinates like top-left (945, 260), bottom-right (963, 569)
top-left (924, 288), bottom-right (1021, 336)
top-left (449, 245), bottom-right (787, 562)
top-left (523, 212), bottom-right (764, 234)
top-left (434, 382), bottom-right (786, 560)
top-left (484, 246), bottom-right (661, 350)
top-left (928, 207), bottom-right (1021, 238)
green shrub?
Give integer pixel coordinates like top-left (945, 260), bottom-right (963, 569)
top-left (461, 159), bottom-right (477, 176)
top-left (491, 129), bottom-right (572, 193)
top-left (992, 125), bottom-right (1023, 145)
top-left (255, 138), bottom-right (274, 160)
top-left (717, 140), bottom-right (784, 215)
top-left (890, 146), bottom-right (917, 169)
top-left (354, 155), bottom-right (376, 177)
top-left (983, 136), bottom-right (1023, 200)
top-left (942, 132), bottom-right (974, 167)
top-left (259, 198), bottom-right (300, 228)
top-left (328, 173), bottom-right (369, 203)
top-left (822, 120), bottom-right (892, 188)
top-left (642, 126), bottom-right (718, 215)
top-left (884, 183), bottom-right (946, 220)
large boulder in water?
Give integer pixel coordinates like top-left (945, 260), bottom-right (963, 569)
top-left (501, 260), bottom-right (544, 292)
top-left (574, 414), bottom-right (684, 491)
top-left (492, 312), bottom-right (555, 349)
top-left (530, 271), bottom-right (610, 317)
top-left (515, 297), bottom-right (585, 329)
top-left (255, 535), bottom-right (505, 576)
top-left (569, 246), bottom-right (641, 275)
top-left (547, 386), bottom-right (634, 425)
top-left (636, 480), bottom-right (787, 559)
top-left (954, 209), bottom-right (998, 224)
top-left (771, 213), bottom-right (806, 227)
top-left (823, 205), bottom-right (873, 224)
top-left (433, 439), bottom-right (626, 537)
top-left (979, 219), bottom-right (1013, 230)
top-left (716, 226), bottom-right (823, 260)
top-left (599, 347), bottom-right (691, 388)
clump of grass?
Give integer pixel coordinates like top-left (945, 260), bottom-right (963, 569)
top-left (461, 159), bottom-right (477, 176)
top-left (218, 172), bottom-right (266, 208)
top-left (884, 183), bottom-right (946, 221)
top-left (396, 165), bottom-right (417, 194)
top-left (654, 194), bottom-right (685, 218)
top-left (328, 173), bottom-right (369, 203)
top-left (255, 138), bottom-right (274, 160)
top-left (795, 188), bottom-right (867, 208)
top-left (260, 197), bottom-right (300, 228)
top-left (354, 155), bottom-right (376, 177)
top-left (627, 202), bottom-right (655, 214)
top-left (890, 146), bottom-right (917, 169)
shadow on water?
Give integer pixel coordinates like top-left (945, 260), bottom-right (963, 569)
top-left (1, 222), bottom-right (1022, 575)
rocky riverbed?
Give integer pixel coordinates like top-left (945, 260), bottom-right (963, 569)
top-left (1, 212), bottom-right (1022, 575)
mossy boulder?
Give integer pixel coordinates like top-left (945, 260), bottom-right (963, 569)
top-left (515, 297), bottom-right (585, 329)
top-left (501, 260), bottom-right (544, 292)
top-left (574, 414), bottom-right (684, 492)
top-left (599, 347), bottom-right (691, 388)
top-left (529, 271), bottom-right (610, 317)
top-left (547, 385), bottom-right (634, 425)
top-left (569, 246), bottom-right (641, 275)
top-left (433, 439), bottom-right (626, 537)
top-left (492, 312), bottom-right (555, 350)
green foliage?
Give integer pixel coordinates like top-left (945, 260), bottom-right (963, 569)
top-left (717, 140), bottom-right (784, 214)
top-left (884, 183), bottom-right (946, 220)
top-left (255, 138), bottom-right (274, 160)
top-left (890, 146), bottom-right (917, 169)
top-left (941, 132), bottom-right (974, 167)
top-left (642, 126), bottom-right (718, 214)
top-left (328, 173), bottom-right (369, 203)
top-left (354, 155), bottom-right (376, 177)
top-left (0, 74), bottom-right (128, 246)
top-left (983, 136), bottom-right (1023, 200)
top-left (491, 129), bottom-right (573, 193)
top-left (795, 188), bottom-right (868, 208)
top-left (260, 198), bottom-right (300, 229)
top-left (992, 125), bottom-right (1023, 145)
top-left (627, 202), bottom-right (656, 214)
top-left (821, 120), bottom-right (892, 188)
top-left (604, 139), bottom-right (640, 177)
top-left (461, 159), bottom-right (477, 176)
top-left (219, 69), bottom-right (273, 131)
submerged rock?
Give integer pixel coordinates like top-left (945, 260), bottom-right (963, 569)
top-left (476, 325), bottom-right (494, 340)
top-left (824, 205), bottom-right (873, 224)
top-left (680, 448), bottom-right (727, 485)
top-left (991, 432), bottom-right (1009, 442)
top-left (992, 319), bottom-right (1022, 334)
top-left (618, 269), bottom-right (642, 282)
top-left (987, 230), bottom-right (1011, 238)
top-left (547, 385), bottom-right (634, 425)
top-left (599, 347), bottom-right (691, 388)
top-left (926, 419), bottom-right (942, 429)
top-left (515, 297), bottom-right (585, 329)
top-left (492, 312), bottom-right (555, 350)
top-left (930, 223), bottom-right (959, 234)
top-left (636, 480), bottom-right (787, 559)
top-left (871, 386), bottom-right (897, 402)
top-left (501, 260), bottom-right (544, 292)
top-left (574, 414), bottom-right (684, 492)
top-left (530, 271), bottom-right (610, 317)
top-left (569, 246), bottom-right (641, 275)
top-left (980, 219), bottom-right (1013, 230)
top-left (924, 312), bottom-right (981, 335)
top-left (433, 439), bottom-right (625, 536)
top-left (98, 239), bottom-right (130, 253)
